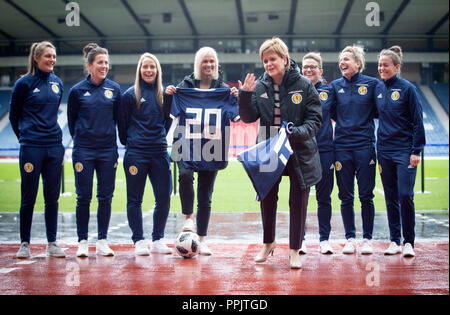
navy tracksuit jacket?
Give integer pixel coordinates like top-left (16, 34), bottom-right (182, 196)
top-left (9, 68), bottom-right (65, 243)
top-left (118, 80), bottom-right (172, 243)
top-left (314, 81), bottom-right (335, 242)
top-left (330, 72), bottom-right (380, 240)
top-left (67, 75), bottom-right (121, 242)
top-left (376, 75), bottom-right (425, 247)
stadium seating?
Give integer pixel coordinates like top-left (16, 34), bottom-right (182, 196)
top-left (414, 83), bottom-right (449, 157)
top-left (0, 83), bottom-right (449, 158)
top-left (430, 83), bottom-right (449, 114)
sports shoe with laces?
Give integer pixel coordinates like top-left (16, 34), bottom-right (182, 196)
top-left (384, 242), bottom-right (401, 255)
top-left (182, 218), bottom-right (195, 232)
top-left (16, 242), bottom-right (30, 259)
top-left (96, 239), bottom-right (114, 256)
top-left (361, 238), bottom-right (374, 255)
top-left (402, 243), bottom-right (416, 257)
top-left (150, 239), bottom-right (172, 254)
top-left (135, 240), bottom-right (150, 256)
top-left (319, 240), bottom-right (334, 254)
top-left (47, 242), bottom-right (66, 258)
top-left (342, 238), bottom-right (356, 254)
top-left (199, 241), bottom-right (212, 256)
top-left (76, 240), bottom-right (89, 257)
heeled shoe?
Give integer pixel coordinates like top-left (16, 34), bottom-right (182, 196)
top-left (254, 242), bottom-right (276, 263)
top-left (289, 249), bottom-right (302, 269)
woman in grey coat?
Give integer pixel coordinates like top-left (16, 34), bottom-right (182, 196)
top-left (239, 37), bottom-right (322, 269)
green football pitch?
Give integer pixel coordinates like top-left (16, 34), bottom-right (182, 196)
top-left (0, 159), bottom-right (448, 213)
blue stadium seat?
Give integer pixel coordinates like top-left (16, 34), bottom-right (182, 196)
top-left (430, 83), bottom-right (449, 114)
top-left (413, 83), bottom-right (449, 157)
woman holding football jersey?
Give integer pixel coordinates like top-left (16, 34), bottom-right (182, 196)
top-left (376, 46), bottom-right (425, 257)
top-left (118, 53), bottom-right (172, 256)
top-left (67, 43), bottom-right (121, 257)
top-left (10, 41), bottom-right (66, 259)
top-left (239, 37), bottom-right (322, 269)
top-left (164, 47), bottom-right (238, 256)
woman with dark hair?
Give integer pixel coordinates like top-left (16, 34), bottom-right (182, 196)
top-left (377, 46), bottom-right (425, 257)
top-left (67, 43), bottom-right (121, 257)
top-left (118, 53), bottom-right (172, 256)
top-left (10, 41), bottom-right (66, 258)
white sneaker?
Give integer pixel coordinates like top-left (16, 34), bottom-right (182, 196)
top-left (16, 242), bottom-right (30, 259)
top-left (46, 242), bottom-right (66, 258)
top-left (319, 240), bottom-right (334, 254)
top-left (134, 240), bottom-right (150, 256)
top-left (299, 242), bottom-right (307, 255)
top-left (150, 240), bottom-right (172, 254)
top-left (76, 240), bottom-right (89, 257)
top-left (384, 242), bottom-right (401, 255)
top-left (403, 243), bottom-right (416, 257)
top-left (96, 239), bottom-right (114, 256)
top-left (342, 238), bottom-right (356, 254)
top-left (182, 218), bottom-right (195, 232)
top-left (199, 241), bottom-right (212, 256)
top-left (361, 238), bottom-right (374, 255)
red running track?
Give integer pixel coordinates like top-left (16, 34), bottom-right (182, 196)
top-left (0, 241), bottom-right (448, 295)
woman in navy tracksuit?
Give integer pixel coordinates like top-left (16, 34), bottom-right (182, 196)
top-left (118, 53), bottom-right (172, 256)
top-left (67, 43), bottom-right (121, 257)
top-left (329, 45), bottom-right (381, 255)
top-left (301, 52), bottom-right (335, 255)
top-left (376, 46), bottom-right (425, 257)
top-left (10, 41), bottom-right (66, 259)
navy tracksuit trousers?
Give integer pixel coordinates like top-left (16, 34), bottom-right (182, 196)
top-left (315, 150), bottom-right (335, 242)
top-left (19, 145), bottom-right (64, 243)
top-left (378, 150), bottom-right (417, 247)
top-left (124, 151), bottom-right (172, 243)
top-left (335, 147), bottom-right (376, 240)
top-left (72, 147), bottom-right (118, 242)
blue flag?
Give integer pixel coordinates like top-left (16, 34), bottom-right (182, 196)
top-left (237, 122), bottom-right (293, 201)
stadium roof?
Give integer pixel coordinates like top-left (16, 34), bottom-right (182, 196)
top-left (0, 0), bottom-right (448, 56)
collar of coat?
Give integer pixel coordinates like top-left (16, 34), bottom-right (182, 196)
top-left (258, 59), bottom-right (302, 89)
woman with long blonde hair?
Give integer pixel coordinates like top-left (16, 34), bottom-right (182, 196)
top-left (10, 41), bottom-right (66, 258)
top-left (118, 53), bottom-right (173, 256)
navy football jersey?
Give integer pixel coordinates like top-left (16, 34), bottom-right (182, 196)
top-left (170, 88), bottom-right (239, 171)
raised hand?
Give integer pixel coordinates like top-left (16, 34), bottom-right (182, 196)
top-left (238, 73), bottom-right (257, 92)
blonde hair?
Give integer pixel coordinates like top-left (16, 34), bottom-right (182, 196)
top-left (340, 45), bottom-right (366, 73)
top-left (26, 41), bottom-right (56, 75)
top-left (259, 37), bottom-right (290, 68)
top-left (134, 53), bottom-right (163, 110)
top-left (379, 45), bottom-right (403, 75)
top-left (194, 47), bottom-right (219, 80)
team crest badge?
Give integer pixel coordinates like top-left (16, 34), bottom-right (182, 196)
top-left (129, 166), bottom-right (138, 175)
top-left (319, 92), bottom-right (328, 101)
top-left (391, 91), bottom-right (400, 101)
top-left (24, 163), bottom-right (34, 173)
top-left (291, 93), bottom-right (302, 104)
top-left (51, 84), bottom-right (59, 94)
top-left (75, 162), bottom-right (83, 173)
top-left (378, 165), bottom-right (382, 174)
top-left (335, 161), bottom-right (342, 171)
top-left (358, 86), bottom-right (368, 95)
top-left (104, 90), bottom-right (113, 99)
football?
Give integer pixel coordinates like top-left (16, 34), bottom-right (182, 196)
top-left (174, 232), bottom-right (200, 258)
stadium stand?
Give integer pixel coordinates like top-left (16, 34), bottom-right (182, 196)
top-left (430, 83), bottom-right (449, 114)
top-left (414, 83), bottom-right (449, 157)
